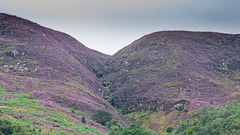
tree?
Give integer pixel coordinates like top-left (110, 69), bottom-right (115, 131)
top-left (110, 97), bottom-right (115, 106)
top-left (177, 104), bottom-right (184, 111)
top-left (166, 125), bottom-right (174, 133)
top-left (121, 124), bottom-right (150, 135)
top-left (92, 110), bottom-right (112, 125)
top-left (0, 119), bottom-right (24, 135)
top-left (82, 116), bottom-right (86, 123)
top-left (108, 120), bottom-right (123, 135)
top-left (174, 101), bottom-right (240, 134)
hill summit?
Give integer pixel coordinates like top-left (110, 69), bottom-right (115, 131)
top-left (101, 31), bottom-right (240, 131)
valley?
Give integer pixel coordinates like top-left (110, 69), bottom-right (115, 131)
top-left (0, 13), bottom-right (240, 134)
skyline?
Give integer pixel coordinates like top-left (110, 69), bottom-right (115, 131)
top-left (1, 0), bottom-right (240, 55)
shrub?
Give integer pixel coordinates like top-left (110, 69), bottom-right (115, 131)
top-left (82, 116), bottom-right (86, 123)
top-left (92, 110), bottom-right (112, 125)
top-left (177, 104), bottom-right (184, 111)
top-left (121, 124), bottom-right (150, 135)
top-left (174, 101), bottom-right (240, 134)
top-left (185, 126), bottom-right (201, 135)
top-left (166, 125), bottom-right (174, 133)
top-left (107, 120), bottom-right (123, 135)
top-left (110, 97), bottom-right (115, 106)
top-left (0, 119), bottom-right (24, 135)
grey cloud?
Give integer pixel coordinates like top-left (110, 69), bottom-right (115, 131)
top-left (0, 0), bottom-right (240, 54)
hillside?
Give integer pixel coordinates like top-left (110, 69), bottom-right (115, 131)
top-left (102, 31), bottom-right (240, 132)
top-left (0, 13), bottom-right (129, 134)
top-left (1, 13), bottom-right (240, 134)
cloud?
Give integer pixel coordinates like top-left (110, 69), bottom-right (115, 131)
top-left (1, 0), bottom-right (240, 54)
top-left (2, 0), bottom-right (240, 25)
top-left (1, 0), bottom-right (185, 20)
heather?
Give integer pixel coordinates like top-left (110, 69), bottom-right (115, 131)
top-left (0, 67), bottom-right (129, 134)
top-left (0, 85), bottom-right (106, 134)
top-left (103, 31), bottom-right (240, 114)
top-left (102, 31), bottom-right (240, 132)
top-left (1, 13), bottom-right (240, 134)
top-left (0, 13), bottom-right (129, 134)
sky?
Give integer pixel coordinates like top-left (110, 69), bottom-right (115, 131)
top-left (0, 0), bottom-right (240, 55)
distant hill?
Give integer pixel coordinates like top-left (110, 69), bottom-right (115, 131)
top-left (102, 31), bottom-right (240, 132)
top-left (0, 13), bottom-right (129, 134)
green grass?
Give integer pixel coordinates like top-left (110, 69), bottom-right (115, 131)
top-left (13, 82), bottom-right (23, 87)
top-left (65, 56), bottom-right (74, 64)
top-left (49, 130), bottom-right (68, 135)
top-left (43, 109), bottom-right (68, 119)
top-left (0, 86), bottom-right (106, 134)
top-left (75, 82), bottom-right (86, 88)
top-left (124, 110), bottom-right (152, 125)
top-left (2, 98), bottom-right (41, 107)
top-left (0, 106), bottom-right (12, 113)
top-left (229, 92), bottom-right (240, 97)
top-left (0, 87), bottom-right (12, 95)
top-left (19, 117), bottom-right (36, 125)
top-left (26, 76), bottom-right (40, 81)
top-left (15, 93), bottom-right (28, 98)
top-left (45, 117), bottom-right (105, 135)
top-left (22, 110), bottom-right (44, 118)
top-left (163, 81), bottom-right (181, 88)
top-left (46, 117), bottom-right (70, 127)
top-left (155, 87), bottom-right (162, 92)
top-left (71, 125), bottom-right (105, 135)
top-left (1, 81), bottom-right (9, 86)
top-left (67, 108), bottom-right (90, 116)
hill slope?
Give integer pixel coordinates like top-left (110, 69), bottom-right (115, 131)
top-left (0, 13), bottom-right (129, 134)
top-left (102, 31), bottom-right (240, 132)
top-left (1, 13), bottom-right (240, 134)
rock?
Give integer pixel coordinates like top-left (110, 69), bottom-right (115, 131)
top-left (9, 50), bottom-right (18, 58)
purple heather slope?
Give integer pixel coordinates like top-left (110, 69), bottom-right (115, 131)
top-left (103, 31), bottom-right (240, 114)
top-left (0, 13), bottom-right (129, 133)
top-left (0, 13), bottom-right (111, 95)
top-left (1, 13), bottom-right (240, 133)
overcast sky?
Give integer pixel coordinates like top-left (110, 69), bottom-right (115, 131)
top-left (0, 0), bottom-right (240, 55)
